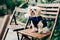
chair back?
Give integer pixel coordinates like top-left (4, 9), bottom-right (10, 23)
top-left (37, 3), bottom-right (59, 40)
top-left (10, 7), bottom-right (27, 25)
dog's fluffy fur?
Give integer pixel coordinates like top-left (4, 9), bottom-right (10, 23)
top-left (31, 20), bottom-right (50, 33)
top-left (28, 6), bottom-right (50, 33)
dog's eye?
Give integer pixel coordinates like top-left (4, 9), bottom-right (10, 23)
top-left (30, 9), bottom-right (32, 11)
top-left (34, 9), bottom-right (36, 11)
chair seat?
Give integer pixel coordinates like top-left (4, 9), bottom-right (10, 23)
top-left (19, 29), bottom-right (51, 39)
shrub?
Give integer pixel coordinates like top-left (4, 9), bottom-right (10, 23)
top-left (0, 6), bottom-right (7, 16)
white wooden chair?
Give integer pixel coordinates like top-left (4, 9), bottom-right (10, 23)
top-left (18, 4), bottom-right (59, 40)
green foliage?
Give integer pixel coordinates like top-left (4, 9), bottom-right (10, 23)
top-left (0, 0), bottom-right (28, 16)
top-left (19, 18), bottom-right (27, 23)
top-left (5, 0), bottom-right (22, 10)
top-left (0, 6), bottom-right (7, 16)
top-left (16, 12), bottom-right (28, 23)
top-left (20, 2), bottom-right (28, 8)
top-left (40, 0), bottom-right (55, 4)
top-left (5, 0), bottom-right (28, 10)
top-left (0, 0), bottom-right (5, 5)
top-left (52, 15), bottom-right (60, 40)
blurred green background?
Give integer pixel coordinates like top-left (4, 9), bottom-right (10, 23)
top-left (0, 0), bottom-right (60, 40)
top-left (0, 0), bottom-right (60, 16)
top-left (0, 0), bottom-right (28, 16)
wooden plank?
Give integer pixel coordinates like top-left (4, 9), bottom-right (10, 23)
top-left (0, 17), bottom-right (4, 35)
top-left (41, 11), bottom-right (58, 15)
top-left (41, 15), bottom-right (56, 18)
top-left (19, 29), bottom-right (51, 39)
top-left (15, 7), bottom-right (27, 12)
top-left (37, 3), bottom-right (60, 7)
top-left (40, 8), bottom-right (59, 11)
top-left (19, 1), bottom-right (28, 7)
top-left (0, 15), bottom-right (10, 40)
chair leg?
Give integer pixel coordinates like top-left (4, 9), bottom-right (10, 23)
top-left (10, 16), bottom-right (13, 25)
top-left (21, 35), bottom-right (24, 40)
top-left (31, 37), bottom-right (34, 40)
top-left (21, 35), bottom-right (31, 40)
top-left (37, 38), bottom-right (41, 40)
top-left (17, 31), bottom-right (20, 40)
top-left (3, 28), bottom-right (9, 40)
top-left (32, 38), bottom-right (37, 40)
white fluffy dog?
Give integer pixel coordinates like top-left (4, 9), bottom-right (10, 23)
top-left (28, 6), bottom-right (50, 33)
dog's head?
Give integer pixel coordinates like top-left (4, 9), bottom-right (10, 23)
top-left (27, 6), bottom-right (41, 17)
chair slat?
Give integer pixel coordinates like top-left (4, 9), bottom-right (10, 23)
top-left (37, 3), bottom-right (60, 7)
top-left (37, 4), bottom-right (59, 40)
top-left (41, 15), bottom-right (56, 18)
top-left (41, 11), bottom-right (58, 15)
top-left (40, 8), bottom-right (59, 11)
top-left (15, 7), bottom-right (27, 12)
top-left (19, 29), bottom-right (51, 39)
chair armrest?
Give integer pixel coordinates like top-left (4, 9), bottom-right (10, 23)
top-left (13, 28), bottom-right (24, 31)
